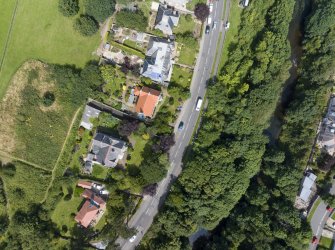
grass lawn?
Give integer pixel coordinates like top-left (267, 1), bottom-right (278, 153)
top-left (171, 65), bottom-right (193, 88)
top-left (307, 198), bottom-right (322, 222)
top-left (319, 237), bottom-right (334, 249)
top-left (0, 0), bottom-right (100, 99)
top-left (174, 15), bottom-right (196, 34)
top-left (187, 0), bottom-right (206, 10)
top-left (0, 1), bottom-right (17, 62)
top-left (0, 162), bottom-right (52, 216)
top-left (51, 183), bottom-right (83, 236)
top-left (92, 165), bottom-right (110, 179)
top-left (178, 45), bottom-right (198, 66)
top-left (219, 0), bottom-right (242, 70)
top-left (128, 134), bottom-right (148, 167)
top-left (124, 39), bottom-right (146, 53)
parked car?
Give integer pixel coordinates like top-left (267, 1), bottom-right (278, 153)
top-left (178, 121), bottom-right (184, 131)
top-left (196, 97), bottom-right (203, 111)
top-left (209, 3), bottom-right (213, 12)
top-left (205, 25), bottom-right (210, 34)
top-left (129, 235), bottom-right (137, 243)
top-left (326, 205), bottom-right (333, 212)
top-left (224, 21), bottom-right (230, 30)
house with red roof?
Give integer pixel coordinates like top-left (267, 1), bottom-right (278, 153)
top-left (134, 86), bottom-right (161, 118)
top-left (77, 180), bottom-right (93, 189)
top-left (75, 189), bottom-right (106, 228)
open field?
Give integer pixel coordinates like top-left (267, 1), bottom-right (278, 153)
top-left (0, 0), bottom-right (100, 99)
top-left (0, 161), bottom-right (52, 216)
top-left (0, 60), bottom-right (82, 169)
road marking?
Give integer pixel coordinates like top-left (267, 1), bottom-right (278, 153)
top-left (316, 211), bottom-right (329, 235)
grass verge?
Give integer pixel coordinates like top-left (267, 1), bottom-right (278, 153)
top-left (307, 197), bottom-right (322, 222)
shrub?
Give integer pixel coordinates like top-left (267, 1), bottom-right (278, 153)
top-left (74, 15), bottom-right (99, 36)
top-left (58, 0), bottom-right (79, 17)
top-left (42, 91), bottom-right (55, 107)
top-left (84, 0), bottom-right (116, 23)
top-left (115, 10), bottom-right (148, 32)
top-left (194, 3), bottom-right (210, 22)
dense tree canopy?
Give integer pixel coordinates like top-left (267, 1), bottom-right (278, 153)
top-left (73, 15), bottom-right (99, 36)
top-left (58, 0), bottom-right (79, 16)
top-left (194, 3), bottom-right (210, 22)
top-left (115, 10), bottom-right (148, 32)
top-left (84, 0), bottom-right (116, 23)
top-left (142, 0), bottom-right (300, 248)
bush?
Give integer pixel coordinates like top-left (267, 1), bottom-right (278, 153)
top-left (115, 10), bottom-right (148, 32)
top-left (194, 3), bottom-right (210, 22)
top-left (84, 0), bottom-right (116, 23)
top-left (74, 15), bottom-right (99, 36)
top-left (58, 0), bottom-right (79, 17)
top-left (42, 91), bottom-right (55, 107)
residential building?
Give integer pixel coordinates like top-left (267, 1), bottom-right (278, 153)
top-left (155, 5), bottom-right (179, 35)
top-left (75, 189), bottom-right (106, 228)
top-left (77, 180), bottom-right (93, 189)
top-left (317, 96), bottom-right (335, 155)
top-left (159, 0), bottom-right (189, 11)
top-left (86, 132), bottom-right (127, 168)
top-left (80, 104), bottom-right (101, 130)
top-left (141, 37), bottom-right (175, 84)
top-left (134, 86), bottom-right (161, 118)
top-left (299, 172), bottom-right (317, 203)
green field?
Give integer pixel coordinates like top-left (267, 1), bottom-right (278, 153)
top-left (0, 0), bottom-right (100, 99)
top-left (0, 162), bottom-right (52, 216)
top-left (51, 183), bottom-right (83, 236)
top-left (128, 134), bottom-right (148, 167)
top-left (319, 237), bottom-right (334, 249)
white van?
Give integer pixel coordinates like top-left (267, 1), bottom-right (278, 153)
top-left (207, 16), bottom-right (212, 25)
top-left (196, 97), bottom-right (203, 111)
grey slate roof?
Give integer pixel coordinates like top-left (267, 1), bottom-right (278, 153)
top-left (299, 172), bottom-right (317, 202)
top-left (80, 105), bottom-right (101, 130)
top-left (89, 133), bottom-right (127, 168)
top-left (141, 37), bottom-right (174, 83)
top-left (155, 5), bottom-right (179, 35)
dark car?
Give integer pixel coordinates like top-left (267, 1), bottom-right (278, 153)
top-left (178, 121), bottom-right (184, 131)
top-left (205, 25), bottom-right (210, 34)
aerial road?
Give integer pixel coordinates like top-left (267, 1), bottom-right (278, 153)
top-left (117, 1), bottom-right (231, 249)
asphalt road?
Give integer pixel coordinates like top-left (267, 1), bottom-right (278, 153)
top-left (116, 2), bottom-right (230, 249)
top-left (309, 199), bottom-right (331, 250)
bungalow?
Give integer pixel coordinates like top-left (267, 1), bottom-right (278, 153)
top-left (134, 86), bottom-right (162, 118)
top-left (141, 37), bottom-right (175, 84)
top-left (86, 132), bottom-right (127, 169)
top-left (299, 172), bottom-right (317, 203)
top-left (80, 104), bottom-right (101, 130)
top-left (155, 5), bottom-right (179, 35)
top-left (77, 180), bottom-right (93, 189)
top-left (75, 189), bottom-right (106, 228)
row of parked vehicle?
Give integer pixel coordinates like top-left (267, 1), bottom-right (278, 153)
top-left (205, 1), bottom-right (230, 34)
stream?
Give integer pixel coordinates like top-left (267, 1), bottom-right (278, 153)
top-left (265, 0), bottom-right (311, 143)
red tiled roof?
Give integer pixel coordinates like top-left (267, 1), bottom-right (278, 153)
top-left (75, 200), bottom-right (99, 228)
top-left (82, 189), bottom-right (106, 206)
top-left (135, 87), bottom-right (160, 118)
top-left (77, 180), bottom-right (92, 189)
